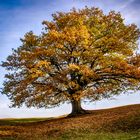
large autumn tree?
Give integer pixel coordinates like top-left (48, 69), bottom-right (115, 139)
top-left (1, 7), bottom-right (140, 116)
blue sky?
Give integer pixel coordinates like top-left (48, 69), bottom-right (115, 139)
top-left (0, 0), bottom-right (140, 118)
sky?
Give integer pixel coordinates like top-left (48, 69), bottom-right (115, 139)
top-left (0, 0), bottom-right (140, 118)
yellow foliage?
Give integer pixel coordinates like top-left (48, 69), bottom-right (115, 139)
top-left (30, 68), bottom-right (44, 78)
top-left (80, 65), bottom-right (94, 77)
top-left (69, 64), bottom-right (80, 71)
top-left (1, 7), bottom-right (140, 109)
top-left (69, 81), bottom-right (79, 90)
top-left (36, 61), bottom-right (51, 68)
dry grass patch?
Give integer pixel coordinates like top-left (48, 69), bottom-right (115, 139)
top-left (0, 104), bottom-right (140, 139)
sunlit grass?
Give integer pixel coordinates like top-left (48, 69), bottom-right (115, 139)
top-left (2, 131), bottom-right (140, 140)
top-left (0, 104), bottom-right (139, 140)
top-left (51, 131), bottom-right (140, 140)
top-left (0, 117), bottom-right (54, 125)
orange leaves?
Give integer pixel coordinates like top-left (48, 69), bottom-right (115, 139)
top-left (69, 81), bottom-right (79, 90)
top-left (29, 61), bottom-right (51, 78)
top-left (68, 64), bottom-right (96, 78)
top-left (20, 31), bottom-right (39, 47)
top-left (1, 7), bottom-right (140, 108)
top-left (56, 44), bottom-right (64, 49)
top-left (130, 55), bottom-right (140, 67)
top-left (68, 64), bottom-right (80, 71)
top-left (72, 90), bottom-right (84, 101)
top-left (42, 20), bottom-right (57, 30)
top-left (35, 61), bottom-right (51, 70)
top-left (79, 65), bottom-right (94, 77)
top-left (37, 60), bottom-right (50, 66)
top-left (128, 68), bottom-right (140, 79)
top-left (47, 30), bottom-right (60, 43)
top-left (29, 68), bottom-right (44, 78)
top-left (94, 87), bottom-right (106, 94)
top-left (61, 25), bottom-right (89, 47)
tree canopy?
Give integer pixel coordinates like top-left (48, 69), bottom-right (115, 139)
top-left (1, 7), bottom-right (140, 115)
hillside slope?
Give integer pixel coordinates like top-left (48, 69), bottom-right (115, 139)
top-left (0, 104), bottom-right (140, 139)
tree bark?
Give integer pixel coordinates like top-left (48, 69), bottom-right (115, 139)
top-left (68, 99), bottom-right (88, 117)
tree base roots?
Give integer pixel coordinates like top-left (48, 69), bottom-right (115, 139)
top-left (67, 109), bottom-right (91, 117)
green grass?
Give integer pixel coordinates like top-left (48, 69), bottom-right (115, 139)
top-left (0, 118), bottom-right (52, 125)
top-left (0, 104), bottom-right (139, 140)
top-left (56, 130), bottom-right (140, 140)
top-left (0, 138), bottom-right (15, 140)
top-left (61, 133), bottom-right (140, 140)
top-left (2, 131), bottom-right (140, 140)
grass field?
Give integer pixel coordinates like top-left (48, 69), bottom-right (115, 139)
top-left (0, 104), bottom-right (140, 140)
top-left (0, 117), bottom-right (53, 125)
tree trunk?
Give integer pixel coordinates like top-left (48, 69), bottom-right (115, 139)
top-left (68, 99), bottom-right (87, 117)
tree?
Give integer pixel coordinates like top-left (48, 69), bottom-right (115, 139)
top-left (1, 7), bottom-right (140, 116)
